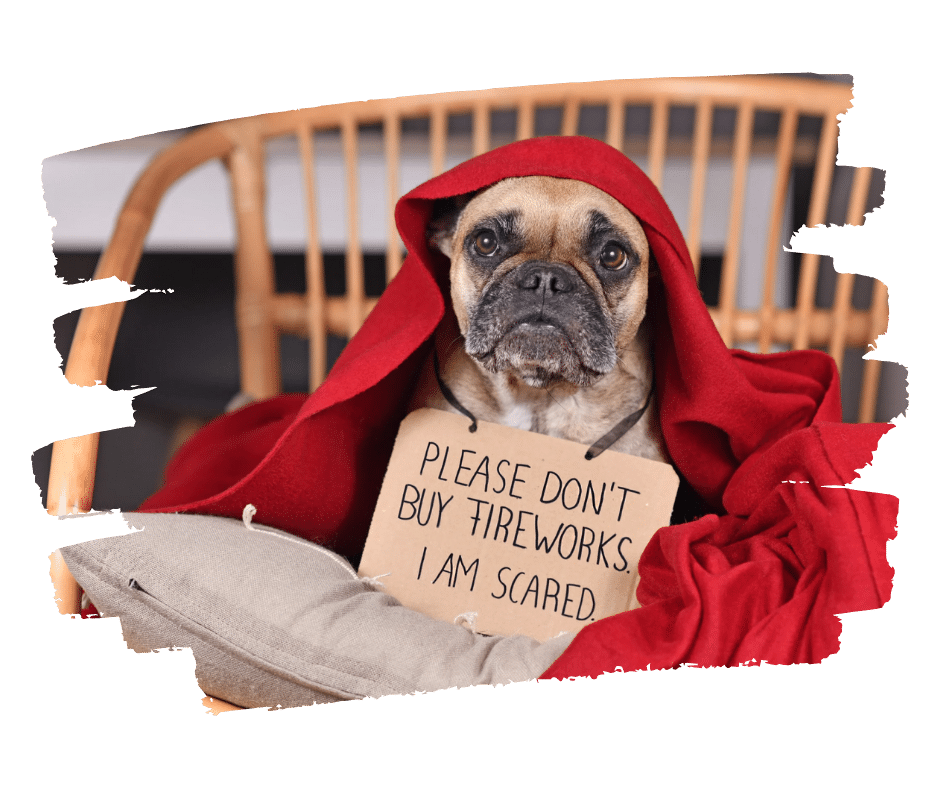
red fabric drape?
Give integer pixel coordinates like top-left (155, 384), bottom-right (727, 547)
top-left (140, 136), bottom-right (895, 675)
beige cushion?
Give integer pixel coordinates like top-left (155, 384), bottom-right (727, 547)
top-left (60, 512), bottom-right (573, 709)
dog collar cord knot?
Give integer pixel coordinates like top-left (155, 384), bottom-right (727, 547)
top-left (433, 350), bottom-right (653, 459)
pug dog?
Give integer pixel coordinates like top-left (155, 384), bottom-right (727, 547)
top-left (410, 175), bottom-right (666, 463)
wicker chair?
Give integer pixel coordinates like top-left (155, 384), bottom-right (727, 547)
top-left (47, 75), bottom-right (890, 711)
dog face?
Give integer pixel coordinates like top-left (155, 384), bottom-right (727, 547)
top-left (430, 176), bottom-right (651, 389)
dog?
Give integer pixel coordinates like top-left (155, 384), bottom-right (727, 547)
top-left (409, 175), bottom-right (667, 464)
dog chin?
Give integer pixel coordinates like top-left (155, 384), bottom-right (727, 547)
top-left (478, 323), bottom-right (608, 388)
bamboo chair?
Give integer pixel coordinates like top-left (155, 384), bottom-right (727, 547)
top-left (47, 76), bottom-right (889, 711)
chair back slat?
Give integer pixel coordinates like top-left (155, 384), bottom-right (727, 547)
top-left (298, 126), bottom-right (329, 389)
top-left (829, 270), bottom-right (856, 372)
top-left (340, 118), bottom-right (367, 336)
top-left (859, 278), bottom-right (889, 423)
top-left (384, 112), bottom-right (404, 280)
top-left (846, 166), bottom-right (874, 227)
top-left (226, 124), bottom-right (281, 400)
top-left (517, 100), bottom-right (535, 140)
top-left (646, 97), bottom-right (669, 189)
top-left (716, 102), bottom-right (755, 346)
top-left (686, 99), bottom-right (712, 278)
top-left (429, 105), bottom-right (447, 176)
top-left (757, 106), bottom-right (799, 353)
top-left (828, 167), bottom-right (874, 370)
top-left (472, 103), bottom-right (490, 156)
top-left (793, 112), bottom-right (839, 350)
top-left (561, 98), bottom-right (579, 137)
top-left (605, 99), bottom-right (624, 150)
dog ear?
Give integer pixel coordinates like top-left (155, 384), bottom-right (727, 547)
top-left (427, 193), bottom-right (473, 258)
top-left (648, 250), bottom-right (661, 280)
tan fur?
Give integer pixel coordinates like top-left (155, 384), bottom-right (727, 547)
top-left (410, 176), bottom-right (666, 463)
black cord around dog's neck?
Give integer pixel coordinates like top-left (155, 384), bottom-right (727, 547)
top-left (432, 351), bottom-right (478, 433)
top-left (582, 380), bottom-right (655, 460)
top-left (432, 350), bottom-right (653, 460)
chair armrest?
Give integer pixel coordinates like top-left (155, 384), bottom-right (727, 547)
top-left (47, 126), bottom-right (236, 517)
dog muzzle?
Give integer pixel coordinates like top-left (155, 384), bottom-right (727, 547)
top-left (463, 260), bottom-right (617, 387)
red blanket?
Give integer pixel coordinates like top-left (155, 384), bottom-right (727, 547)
top-left (140, 136), bottom-right (896, 676)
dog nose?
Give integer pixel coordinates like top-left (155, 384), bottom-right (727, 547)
top-left (517, 262), bottom-right (575, 294)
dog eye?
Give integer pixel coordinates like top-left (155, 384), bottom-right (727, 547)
top-left (473, 229), bottom-right (499, 256)
top-left (599, 242), bottom-right (628, 270)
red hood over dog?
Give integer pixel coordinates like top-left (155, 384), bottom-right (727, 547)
top-left (141, 136), bottom-right (896, 676)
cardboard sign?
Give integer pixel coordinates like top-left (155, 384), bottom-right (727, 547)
top-left (358, 408), bottom-right (679, 641)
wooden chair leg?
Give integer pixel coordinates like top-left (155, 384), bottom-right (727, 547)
top-left (203, 696), bottom-right (244, 714)
top-left (50, 550), bottom-right (82, 615)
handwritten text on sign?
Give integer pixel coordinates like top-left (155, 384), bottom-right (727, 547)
top-left (358, 408), bottom-right (679, 641)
